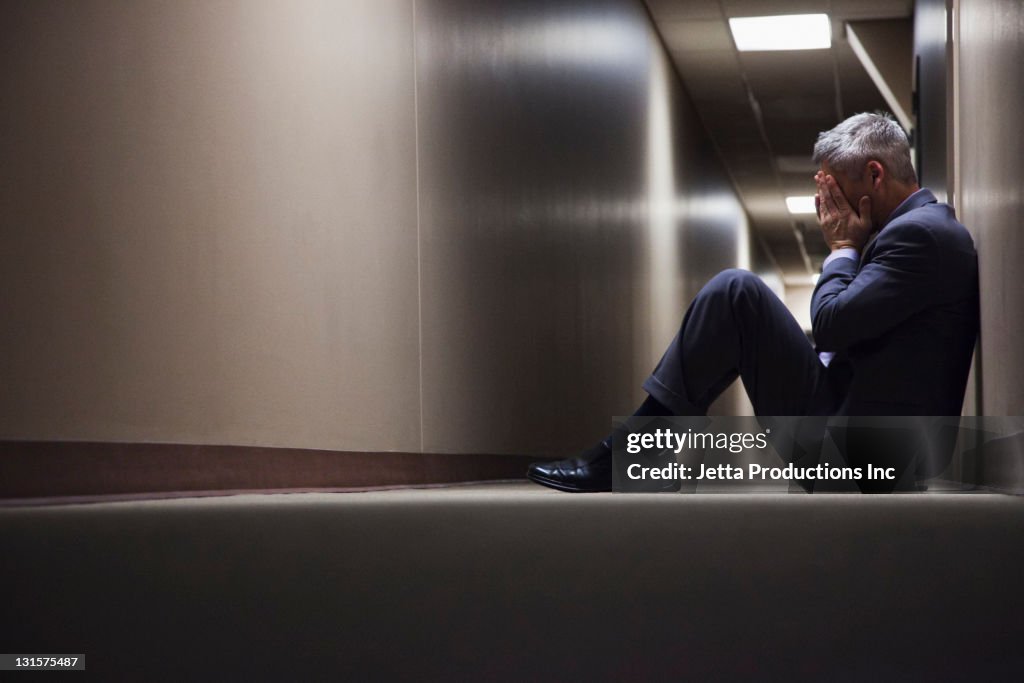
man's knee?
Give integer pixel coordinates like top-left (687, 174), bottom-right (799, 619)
top-left (702, 269), bottom-right (765, 298)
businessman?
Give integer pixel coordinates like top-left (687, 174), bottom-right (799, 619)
top-left (528, 112), bottom-right (980, 492)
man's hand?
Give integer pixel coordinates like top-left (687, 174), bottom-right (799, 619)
top-left (815, 172), bottom-right (873, 252)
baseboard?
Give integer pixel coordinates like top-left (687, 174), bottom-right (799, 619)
top-left (0, 440), bottom-right (531, 503)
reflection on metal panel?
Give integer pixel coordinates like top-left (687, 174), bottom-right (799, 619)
top-left (958, 0), bottom-right (1024, 416)
top-left (416, 0), bottom-right (748, 455)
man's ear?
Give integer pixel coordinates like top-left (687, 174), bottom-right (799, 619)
top-left (867, 161), bottom-right (884, 190)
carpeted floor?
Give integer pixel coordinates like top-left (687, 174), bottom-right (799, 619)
top-left (2, 483), bottom-right (1022, 680)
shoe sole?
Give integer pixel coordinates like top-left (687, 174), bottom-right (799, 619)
top-left (525, 469), bottom-right (611, 493)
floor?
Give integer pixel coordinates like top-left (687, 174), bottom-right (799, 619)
top-left (2, 483), bottom-right (1022, 680)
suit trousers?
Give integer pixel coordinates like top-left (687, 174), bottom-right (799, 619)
top-left (642, 269), bottom-right (845, 416)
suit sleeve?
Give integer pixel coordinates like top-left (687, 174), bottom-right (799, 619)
top-left (811, 221), bottom-right (939, 351)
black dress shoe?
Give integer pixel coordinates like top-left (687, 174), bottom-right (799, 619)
top-left (527, 442), bottom-right (612, 493)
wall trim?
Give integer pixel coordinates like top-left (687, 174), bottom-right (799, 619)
top-left (0, 440), bottom-right (530, 504)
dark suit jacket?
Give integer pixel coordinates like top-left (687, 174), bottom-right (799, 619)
top-left (811, 189), bottom-right (979, 416)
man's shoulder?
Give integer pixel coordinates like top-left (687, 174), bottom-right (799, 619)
top-left (882, 200), bottom-right (974, 253)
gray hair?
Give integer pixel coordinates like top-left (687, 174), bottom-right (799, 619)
top-left (812, 112), bottom-right (917, 184)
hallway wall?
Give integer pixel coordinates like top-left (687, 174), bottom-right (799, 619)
top-left (1, 0), bottom-right (423, 452)
top-left (957, 0), bottom-right (1024, 415)
top-left (0, 0), bottom-right (747, 456)
top-left (414, 0), bottom-right (748, 454)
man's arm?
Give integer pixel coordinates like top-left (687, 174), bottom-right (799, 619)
top-left (811, 220), bottom-right (939, 351)
top-left (810, 172), bottom-right (941, 351)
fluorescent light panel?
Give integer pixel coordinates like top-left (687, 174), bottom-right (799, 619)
top-left (729, 14), bottom-right (831, 52)
top-left (786, 196), bottom-right (817, 214)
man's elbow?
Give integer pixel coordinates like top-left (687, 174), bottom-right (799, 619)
top-left (811, 307), bottom-right (843, 351)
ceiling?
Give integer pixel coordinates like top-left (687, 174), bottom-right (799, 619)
top-left (643, 0), bottom-right (915, 283)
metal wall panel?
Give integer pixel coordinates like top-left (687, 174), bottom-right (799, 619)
top-left (0, 0), bottom-right (422, 450)
top-left (958, 0), bottom-right (1024, 415)
top-left (416, 0), bottom-right (747, 456)
top-left (913, 0), bottom-right (952, 200)
top-left (0, 0), bottom-right (748, 456)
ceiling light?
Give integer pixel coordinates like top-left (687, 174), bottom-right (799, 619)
top-left (786, 196), bottom-right (817, 214)
top-left (729, 14), bottom-right (832, 52)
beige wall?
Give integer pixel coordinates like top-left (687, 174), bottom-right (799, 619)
top-left (1, 0), bottom-right (422, 451)
top-left (956, 0), bottom-right (1024, 415)
top-left (783, 284), bottom-right (815, 334)
top-left (0, 0), bottom-right (748, 455)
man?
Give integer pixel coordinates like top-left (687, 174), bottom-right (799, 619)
top-left (528, 112), bottom-right (979, 493)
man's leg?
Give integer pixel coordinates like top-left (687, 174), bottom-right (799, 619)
top-left (643, 269), bottom-right (824, 416)
top-left (527, 269), bottom-right (826, 492)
